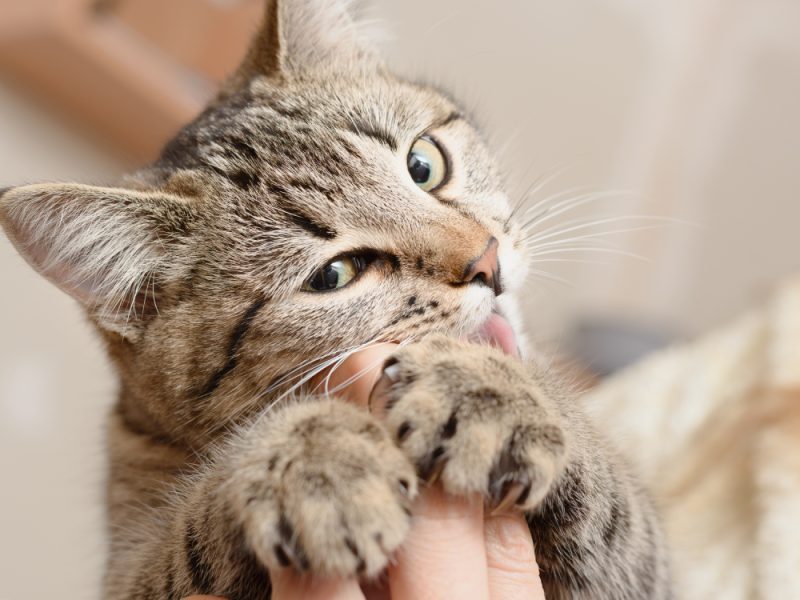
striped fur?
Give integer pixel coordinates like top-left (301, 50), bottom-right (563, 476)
top-left (0, 1), bottom-right (671, 598)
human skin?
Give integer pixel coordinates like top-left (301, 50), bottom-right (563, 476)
top-left (185, 344), bottom-right (545, 600)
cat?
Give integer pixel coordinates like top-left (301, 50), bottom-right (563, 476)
top-left (0, 1), bottom-right (672, 598)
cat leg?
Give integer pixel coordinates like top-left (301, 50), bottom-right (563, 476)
top-left (109, 399), bottom-right (417, 599)
top-left (526, 411), bottom-right (673, 599)
top-left (372, 335), bottom-right (672, 599)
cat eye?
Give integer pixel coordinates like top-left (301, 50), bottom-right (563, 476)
top-left (303, 256), bottom-right (367, 292)
top-left (407, 135), bottom-right (448, 192)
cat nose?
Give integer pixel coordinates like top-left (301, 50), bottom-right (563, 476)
top-left (463, 237), bottom-right (503, 296)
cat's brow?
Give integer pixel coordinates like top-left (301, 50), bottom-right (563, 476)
top-left (267, 184), bottom-right (338, 239)
top-left (284, 207), bottom-right (337, 240)
top-left (345, 111), bottom-right (462, 153)
top-left (439, 111), bottom-right (464, 127)
top-left (346, 120), bottom-right (398, 152)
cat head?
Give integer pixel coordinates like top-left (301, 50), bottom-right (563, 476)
top-left (0, 0), bottom-right (529, 445)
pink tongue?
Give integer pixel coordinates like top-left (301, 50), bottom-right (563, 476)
top-left (475, 313), bottom-right (519, 357)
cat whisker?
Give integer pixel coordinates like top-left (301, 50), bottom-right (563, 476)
top-left (506, 163), bottom-right (575, 223)
top-left (526, 246), bottom-right (650, 262)
top-left (263, 344), bottom-right (369, 395)
top-left (519, 185), bottom-right (598, 221)
top-left (259, 337), bottom-right (387, 414)
top-left (524, 216), bottom-right (681, 247)
top-left (267, 357), bottom-right (356, 408)
top-left (315, 345), bottom-right (373, 396)
top-left (526, 268), bottom-right (575, 288)
top-left (522, 232), bottom-right (645, 255)
top-left (223, 358), bottom-right (341, 433)
top-left (521, 189), bottom-right (637, 232)
top-left (531, 258), bottom-right (615, 267)
top-left (180, 344), bottom-right (372, 438)
top-left (319, 337), bottom-right (415, 397)
top-left (207, 331), bottom-right (414, 440)
top-left (522, 233), bottom-right (623, 249)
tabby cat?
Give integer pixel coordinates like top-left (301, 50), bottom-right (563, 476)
top-left (0, 1), bottom-right (671, 598)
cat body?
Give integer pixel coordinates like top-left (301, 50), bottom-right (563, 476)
top-left (0, 1), bottom-right (671, 598)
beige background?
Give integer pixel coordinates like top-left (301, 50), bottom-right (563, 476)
top-left (1, 0), bottom-right (799, 598)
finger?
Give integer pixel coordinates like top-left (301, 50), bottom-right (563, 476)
top-left (312, 343), bottom-right (398, 407)
top-left (329, 346), bottom-right (491, 598)
top-left (270, 569), bottom-right (365, 600)
top-left (484, 512), bottom-right (545, 600)
top-left (319, 345), bottom-right (501, 599)
top-left (388, 486), bottom-right (490, 600)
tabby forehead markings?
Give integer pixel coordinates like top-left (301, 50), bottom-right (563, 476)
top-left (347, 121), bottom-right (399, 152)
top-left (227, 138), bottom-right (260, 161)
top-left (263, 182), bottom-right (338, 238)
top-left (283, 205), bottom-right (337, 240)
top-left (228, 169), bottom-right (261, 190)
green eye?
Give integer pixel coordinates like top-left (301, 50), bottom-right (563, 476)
top-left (407, 135), bottom-right (447, 192)
top-left (303, 256), bottom-right (364, 292)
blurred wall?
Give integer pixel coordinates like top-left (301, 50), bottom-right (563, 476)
top-left (1, 1), bottom-right (799, 598)
top-left (378, 0), bottom-right (800, 337)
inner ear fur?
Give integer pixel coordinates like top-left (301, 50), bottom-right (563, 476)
top-left (0, 183), bottom-right (196, 333)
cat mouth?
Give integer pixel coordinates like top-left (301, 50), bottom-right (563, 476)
top-left (467, 311), bottom-right (519, 357)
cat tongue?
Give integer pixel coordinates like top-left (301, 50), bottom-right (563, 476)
top-left (473, 313), bottom-right (519, 357)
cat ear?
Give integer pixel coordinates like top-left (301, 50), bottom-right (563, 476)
top-left (0, 184), bottom-right (195, 334)
top-left (234, 0), bottom-right (380, 82)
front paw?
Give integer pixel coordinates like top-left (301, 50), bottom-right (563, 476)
top-left (374, 336), bottom-right (568, 512)
top-left (228, 400), bottom-right (417, 578)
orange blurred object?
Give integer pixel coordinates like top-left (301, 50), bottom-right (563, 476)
top-left (0, 0), bottom-right (262, 164)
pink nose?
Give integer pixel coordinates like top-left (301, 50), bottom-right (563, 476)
top-left (462, 237), bottom-right (502, 296)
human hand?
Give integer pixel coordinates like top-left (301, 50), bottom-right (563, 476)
top-left (185, 343), bottom-right (545, 600)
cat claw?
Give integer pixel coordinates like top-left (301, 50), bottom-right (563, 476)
top-left (368, 360), bottom-right (400, 416)
top-left (425, 460), bottom-right (446, 486)
top-left (490, 480), bottom-right (530, 516)
top-left (421, 447), bottom-right (447, 485)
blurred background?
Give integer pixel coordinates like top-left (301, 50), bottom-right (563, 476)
top-left (0, 0), bottom-right (798, 598)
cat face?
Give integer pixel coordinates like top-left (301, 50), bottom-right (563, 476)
top-left (0, 0), bottom-right (528, 445)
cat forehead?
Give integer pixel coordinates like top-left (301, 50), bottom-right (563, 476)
top-left (157, 75), bottom-right (458, 174)
top-left (146, 75), bottom-right (473, 237)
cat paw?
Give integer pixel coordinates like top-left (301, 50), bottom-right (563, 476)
top-left (372, 335), bottom-right (568, 512)
top-left (228, 400), bottom-right (417, 578)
